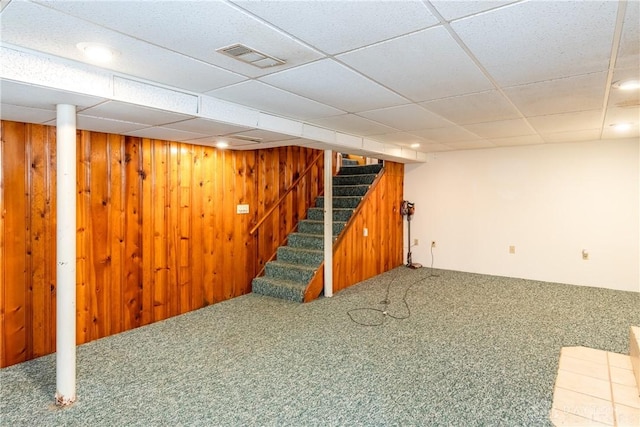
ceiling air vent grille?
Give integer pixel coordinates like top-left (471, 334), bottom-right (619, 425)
top-left (217, 43), bottom-right (285, 69)
top-left (229, 134), bottom-right (263, 143)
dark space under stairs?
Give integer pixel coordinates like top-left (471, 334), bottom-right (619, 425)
top-left (252, 160), bottom-right (384, 302)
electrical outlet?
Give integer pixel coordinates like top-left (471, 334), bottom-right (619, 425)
top-left (509, 245), bottom-right (516, 254)
top-left (431, 241), bottom-right (436, 248)
top-left (414, 238), bottom-right (419, 246)
top-left (236, 204), bottom-right (249, 214)
top-left (582, 249), bottom-right (589, 260)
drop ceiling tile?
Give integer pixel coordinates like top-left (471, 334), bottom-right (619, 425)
top-left (417, 143), bottom-right (453, 153)
top-left (527, 110), bottom-right (603, 135)
top-left (2, 1), bottom-right (247, 92)
top-left (260, 59), bottom-right (407, 113)
top-left (487, 134), bottom-right (545, 147)
top-left (463, 118), bottom-right (535, 138)
top-left (616, 0), bottom-right (640, 70)
top-left (421, 90), bottom-right (521, 125)
top-left (357, 104), bottom-right (452, 131)
top-left (368, 132), bottom-right (426, 145)
top-left (605, 106), bottom-right (640, 124)
top-left (0, 103), bottom-right (56, 123)
top-left (452, 1), bottom-right (618, 86)
top-left (338, 26), bottom-right (493, 102)
top-left (542, 129), bottom-right (602, 143)
top-left (81, 101), bottom-right (194, 126)
top-left (429, 1), bottom-right (519, 20)
top-left (207, 81), bottom-right (344, 120)
top-left (124, 126), bottom-right (208, 142)
top-left (504, 72), bottom-right (608, 117)
top-left (36, 0), bottom-right (322, 79)
top-left (0, 80), bottom-right (106, 111)
top-left (306, 114), bottom-right (399, 136)
top-left (75, 115), bottom-right (148, 134)
top-left (232, 0), bottom-right (438, 55)
top-left (161, 118), bottom-right (252, 136)
top-left (410, 126), bottom-right (483, 143)
top-left (445, 140), bottom-right (496, 150)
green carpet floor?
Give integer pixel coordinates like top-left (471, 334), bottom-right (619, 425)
top-left (1, 268), bottom-right (638, 426)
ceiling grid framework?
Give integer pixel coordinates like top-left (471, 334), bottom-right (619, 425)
top-left (0, 0), bottom-right (638, 161)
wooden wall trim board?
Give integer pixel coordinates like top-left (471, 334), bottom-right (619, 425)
top-left (0, 120), bottom-right (403, 368)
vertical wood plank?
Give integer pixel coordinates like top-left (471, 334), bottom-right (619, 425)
top-left (224, 150), bottom-right (236, 299)
top-left (2, 121), bottom-right (28, 365)
top-left (109, 134), bottom-right (125, 335)
top-left (123, 136), bottom-right (142, 330)
top-left (0, 121), bottom-right (5, 367)
top-left (178, 143), bottom-right (192, 314)
top-left (191, 146), bottom-right (204, 308)
top-left (167, 141), bottom-right (180, 317)
top-left (211, 149), bottom-right (225, 303)
top-left (140, 137), bottom-right (154, 326)
top-left (77, 130), bottom-right (91, 344)
top-left (28, 124), bottom-right (49, 358)
top-left (153, 140), bottom-right (168, 322)
top-left (201, 148), bottom-right (215, 305)
top-left (88, 132), bottom-right (111, 340)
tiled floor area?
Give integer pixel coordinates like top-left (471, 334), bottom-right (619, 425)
top-left (550, 346), bottom-right (640, 426)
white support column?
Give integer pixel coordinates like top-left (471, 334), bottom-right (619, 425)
top-left (55, 104), bottom-right (77, 406)
top-left (323, 150), bottom-right (333, 297)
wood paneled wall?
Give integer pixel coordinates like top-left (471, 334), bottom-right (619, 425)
top-left (333, 162), bottom-right (404, 292)
top-left (0, 121), bottom-right (324, 367)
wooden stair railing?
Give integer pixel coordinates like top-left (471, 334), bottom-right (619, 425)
top-left (250, 151), bottom-right (324, 278)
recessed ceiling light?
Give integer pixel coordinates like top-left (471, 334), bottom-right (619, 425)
top-left (612, 79), bottom-right (640, 90)
top-left (77, 42), bottom-right (118, 63)
top-left (410, 143), bottom-right (421, 148)
top-left (216, 141), bottom-right (229, 149)
top-left (610, 123), bottom-right (633, 132)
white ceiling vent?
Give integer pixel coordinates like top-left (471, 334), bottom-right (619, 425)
top-left (217, 44), bottom-right (285, 69)
top-left (228, 134), bottom-right (263, 143)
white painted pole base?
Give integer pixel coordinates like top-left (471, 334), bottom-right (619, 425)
top-left (55, 104), bottom-right (77, 406)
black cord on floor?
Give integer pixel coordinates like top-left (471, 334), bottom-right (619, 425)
top-left (347, 269), bottom-right (428, 326)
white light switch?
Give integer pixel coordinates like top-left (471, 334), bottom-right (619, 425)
top-left (237, 204), bottom-right (249, 214)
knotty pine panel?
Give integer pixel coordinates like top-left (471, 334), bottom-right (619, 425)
top-left (0, 120), bottom-right (325, 367)
top-left (332, 162), bottom-right (404, 293)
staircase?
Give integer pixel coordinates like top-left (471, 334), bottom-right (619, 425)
top-left (252, 160), bottom-right (384, 302)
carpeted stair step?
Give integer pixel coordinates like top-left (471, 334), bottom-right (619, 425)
top-left (339, 163), bottom-right (383, 175)
top-left (307, 207), bottom-right (353, 222)
top-left (333, 184), bottom-right (370, 196)
top-left (252, 276), bottom-right (306, 302)
top-left (264, 261), bottom-right (317, 284)
top-left (333, 174), bottom-right (377, 186)
top-left (276, 246), bottom-right (323, 267)
top-left (287, 232), bottom-right (325, 250)
top-left (298, 219), bottom-right (346, 236)
top-left (316, 196), bottom-right (362, 209)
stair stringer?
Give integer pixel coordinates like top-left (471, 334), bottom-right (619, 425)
top-left (301, 166), bottom-right (386, 302)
